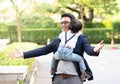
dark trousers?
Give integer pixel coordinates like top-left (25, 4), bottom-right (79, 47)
top-left (53, 75), bottom-right (83, 84)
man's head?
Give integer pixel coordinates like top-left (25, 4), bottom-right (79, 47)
top-left (60, 13), bottom-right (76, 32)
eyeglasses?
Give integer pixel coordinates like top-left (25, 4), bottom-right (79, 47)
top-left (60, 21), bottom-right (71, 25)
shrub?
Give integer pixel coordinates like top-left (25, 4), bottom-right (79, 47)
top-left (84, 21), bottom-right (94, 28)
top-left (0, 23), bottom-right (7, 31)
top-left (83, 28), bottom-right (112, 43)
top-left (7, 25), bottom-right (18, 42)
top-left (102, 20), bottom-right (112, 29)
top-left (84, 21), bottom-right (105, 28)
top-left (113, 21), bottom-right (120, 31)
top-left (112, 21), bottom-right (120, 43)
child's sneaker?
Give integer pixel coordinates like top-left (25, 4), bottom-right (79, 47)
top-left (80, 71), bottom-right (90, 82)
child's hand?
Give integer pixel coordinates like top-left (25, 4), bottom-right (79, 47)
top-left (66, 45), bottom-right (71, 49)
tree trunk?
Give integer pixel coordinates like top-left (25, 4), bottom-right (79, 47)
top-left (79, 4), bottom-right (84, 33)
top-left (88, 8), bottom-right (94, 21)
top-left (83, 8), bottom-right (94, 22)
top-left (10, 0), bottom-right (22, 42)
top-left (16, 14), bottom-right (22, 42)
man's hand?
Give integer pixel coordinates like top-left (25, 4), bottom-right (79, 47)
top-left (94, 40), bottom-right (104, 53)
top-left (9, 49), bottom-right (23, 58)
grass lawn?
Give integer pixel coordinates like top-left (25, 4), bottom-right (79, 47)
top-left (0, 42), bottom-right (40, 70)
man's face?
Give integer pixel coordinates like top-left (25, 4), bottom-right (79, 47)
top-left (60, 17), bottom-right (71, 32)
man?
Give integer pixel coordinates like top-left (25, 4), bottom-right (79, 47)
top-left (10, 13), bottom-right (104, 84)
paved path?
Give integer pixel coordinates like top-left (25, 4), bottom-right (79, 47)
top-left (84, 49), bottom-right (120, 84)
top-left (34, 48), bottom-right (120, 84)
top-left (34, 53), bottom-right (53, 84)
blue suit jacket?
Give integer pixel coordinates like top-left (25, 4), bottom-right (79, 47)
top-left (24, 34), bottom-right (99, 80)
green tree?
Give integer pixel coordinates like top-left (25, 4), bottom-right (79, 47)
top-left (22, 14), bottom-right (56, 28)
top-left (22, 2), bottom-right (57, 28)
top-left (10, 0), bottom-right (32, 42)
top-left (55, 0), bottom-right (119, 23)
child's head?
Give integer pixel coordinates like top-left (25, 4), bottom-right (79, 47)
top-left (69, 20), bottom-right (83, 33)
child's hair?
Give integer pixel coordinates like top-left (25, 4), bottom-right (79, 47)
top-left (69, 20), bottom-right (83, 33)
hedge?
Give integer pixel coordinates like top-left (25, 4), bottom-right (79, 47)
top-left (83, 28), bottom-right (112, 43)
top-left (112, 21), bottom-right (120, 43)
top-left (0, 25), bottom-right (120, 44)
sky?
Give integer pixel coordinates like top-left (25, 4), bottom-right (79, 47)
top-left (0, 1), bottom-right (10, 10)
top-left (35, 0), bottom-right (54, 3)
top-left (0, 0), bottom-right (54, 10)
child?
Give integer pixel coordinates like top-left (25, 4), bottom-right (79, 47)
top-left (51, 20), bottom-right (90, 81)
